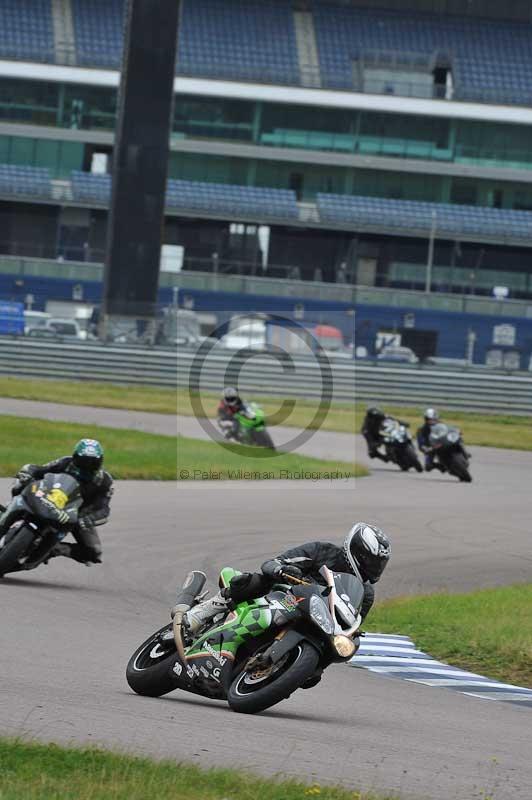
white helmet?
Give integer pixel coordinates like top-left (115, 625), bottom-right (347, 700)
top-left (424, 408), bottom-right (439, 424)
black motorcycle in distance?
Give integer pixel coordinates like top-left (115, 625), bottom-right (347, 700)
top-left (380, 418), bottom-right (423, 472)
top-left (0, 472), bottom-right (82, 577)
top-left (428, 423), bottom-right (472, 482)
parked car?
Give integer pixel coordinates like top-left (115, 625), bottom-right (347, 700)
top-left (46, 318), bottom-right (85, 339)
top-left (376, 345), bottom-right (419, 364)
top-left (23, 310), bottom-right (51, 334)
top-left (26, 318), bottom-right (85, 341)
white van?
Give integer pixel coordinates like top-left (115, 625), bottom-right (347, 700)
top-left (23, 310), bottom-right (51, 334)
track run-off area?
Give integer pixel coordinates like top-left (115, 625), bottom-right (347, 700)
top-left (0, 399), bottom-right (530, 800)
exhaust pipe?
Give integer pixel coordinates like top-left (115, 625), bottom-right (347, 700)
top-left (172, 570), bottom-right (207, 665)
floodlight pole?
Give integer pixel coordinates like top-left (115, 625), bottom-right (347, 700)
top-left (425, 210), bottom-right (437, 294)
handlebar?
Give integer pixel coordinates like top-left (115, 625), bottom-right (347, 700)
top-left (280, 572), bottom-right (311, 586)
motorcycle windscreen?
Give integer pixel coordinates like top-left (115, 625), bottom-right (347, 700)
top-left (429, 422), bottom-right (449, 444)
top-left (333, 572), bottom-right (365, 615)
top-left (23, 472), bottom-right (82, 517)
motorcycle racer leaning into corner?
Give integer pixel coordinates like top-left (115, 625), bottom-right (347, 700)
top-left (173, 522), bottom-right (392, 687)
top-left (361, 406), bottom-right (411, 463)
top-left (416, 407), bottom-right (441, 471)
top-left (417, 407), bottom-right (471, 473)
top-left (217, 386), bottom-right (245, 439)
top-left (7, 438), bottom-right (113, 565)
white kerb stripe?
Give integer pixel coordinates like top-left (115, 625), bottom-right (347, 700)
top-left (357, 645), bottom-right (425, 654)
top-left (365, 666), bottom-right (486, 677)
top-left (463, 692), bottom-right (532, 703)
top-left (353, 656), bottom-right (449, 666)
top-left (361, 637), bottom-right (416, 646)
top-left (405, 678), bottom-right (532, 691)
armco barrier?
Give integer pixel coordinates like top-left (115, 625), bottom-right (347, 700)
top-left (1, 338), bottom-right (531, 414)
top-left (0, 339), bottom-right (177, 387)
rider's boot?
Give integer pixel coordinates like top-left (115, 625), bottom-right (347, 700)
top-left (180, 591), bottom-right (229, 635)
top-left (48, 542), bottom-right (101, 565)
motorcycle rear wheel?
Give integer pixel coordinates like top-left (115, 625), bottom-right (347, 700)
top-left (126, 624), bottom-right (178, 697)
top-left (227, 641), bottom-right (319, 714)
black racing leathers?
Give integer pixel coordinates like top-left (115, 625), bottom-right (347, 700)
top-left (361, 414), bottom-right (388, 462)
top-left (14, 457), bottom-right (113, 563)
top-left (417, 422), bottom-right (436, 469)
top-left (226, 540), bottom-right (375, 622)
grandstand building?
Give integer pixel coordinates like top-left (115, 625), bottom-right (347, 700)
top-left (1, 0), bottom-right (532, 363)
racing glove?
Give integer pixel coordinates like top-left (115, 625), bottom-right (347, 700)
top-left (15, 470), bottom-right (33, 485)
top-left (262, 560), bottom-right (303, 580)
top-left (79, 514), bottom-right (95, 531)
top-left (56, 510), bottom-right (71, 526)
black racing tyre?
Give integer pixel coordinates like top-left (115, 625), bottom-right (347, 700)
top-left (126, 624), bottom-right (179, 697)
top-left (405, 444), bottom-right (423, 473)
top-left (252, 429), bottom-right (275, 450)
top-left (227, 641), bottom-right (319, 714)
top-left (449, 453), bottom-right (472, 483)
top-left (0, 525), bottom-right (35, 577)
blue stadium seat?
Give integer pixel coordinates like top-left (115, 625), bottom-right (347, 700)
top-left (312, 2), bottom-right (532, 105)
top-left (166, 179), bottom-right (299, 219)
top-left (70, 171), bottom-right (299, 220)
top-left (71, 0), bottom-right (124, 68)
top-left (71, 171), bottom-right (111, 203)
top-left (0, 164), bottom-right (52, 198)
top-left (70, 0), bottom-right (299, 82)
top-left (177, 0), bottom-right (300, 84)
top-left (316, 193), bottom-right (532, 242)
top-left (0, 0), bottom-right (55, 63)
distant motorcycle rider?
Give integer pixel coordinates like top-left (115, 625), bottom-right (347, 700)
top-left (217, 386), bottom-right (245, 439)
top-left (416, 408), bottom-right (441, 471)
top-left (11, 439), bottom-right (112, 564)
top-left (361, 407), bottom-right (389, 461)
top-left (177, 523), bottom-right (391, 642)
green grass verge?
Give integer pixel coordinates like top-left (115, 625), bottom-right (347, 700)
top-left (2, 375), bottom-right (532, 450)
top-left (0, 416), bottom-right (176, 480)
top-left (0, 376), bottom-right (176, 414)
top-left (368, 584), bottom-right (532, 688)
top-left (0, 416), bottom-right (365, 481)
top-left (177, 435), bottom-right (367, 480)
top-left (0, 738), bottom-right (390, 800)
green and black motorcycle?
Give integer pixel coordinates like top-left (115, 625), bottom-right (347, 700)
top-left (126, 567), bottom-right (364, 714)
top-left (219, 402), bottom-right (275, 449)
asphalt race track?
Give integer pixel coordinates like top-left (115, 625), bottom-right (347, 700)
top-left (0, 402), bottom-right (531, 799)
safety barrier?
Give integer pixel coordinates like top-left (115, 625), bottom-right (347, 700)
top-left (1, 338), bottom-right (531, 414)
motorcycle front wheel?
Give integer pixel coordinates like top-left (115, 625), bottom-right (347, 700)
top-left (449, 452), bottom-right (472, 482)
top-left (227, 641), bottom-right (319, 714)
top-left (405, 444), bottom-right (423, 473)
top-left (251, 429), bottom-right (275, 449)
top-left (126, 624), bottom-right (178, 697)
top-left (0, 525), bottom-right (35, 577)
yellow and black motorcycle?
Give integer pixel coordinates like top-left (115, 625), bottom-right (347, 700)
top-left (0, 472), bottom-right (82, 577)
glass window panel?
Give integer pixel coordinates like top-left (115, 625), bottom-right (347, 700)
top-left (57, 142), bottom-right (84, 177)
top-left (35, 139), bottom-right (60, 173)
top-left (10, 137), bottom-right (35, 165)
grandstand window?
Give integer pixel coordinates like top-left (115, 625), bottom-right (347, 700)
top-left (62, 85), bottom-right (116, 131)
top-left (450, 180), bottom-right (478, 206)
top-left (0, 77), bottom-right (531, 170)
top-left (173, 96), bottom-right (254, 142)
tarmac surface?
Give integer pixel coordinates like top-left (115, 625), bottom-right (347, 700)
top-left (0, 399), bottom-right (530, 799)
